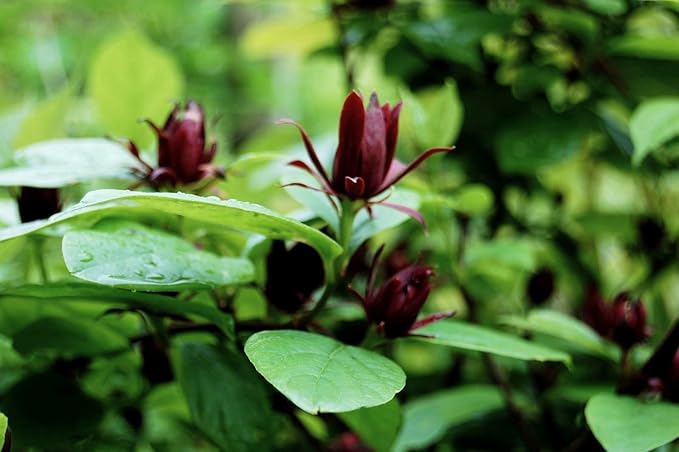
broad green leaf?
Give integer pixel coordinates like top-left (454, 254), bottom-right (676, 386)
top-left (244, 330), bottom-right (406, 414)
top-left (63, 221), bottom-right (254, 291)
top-left (338, 399), bottom-right (401, 452)
top-left (582, 0), bottom-right (626, 15)
top-left (0, 411), bottom-right (7, 448)
top-left (630, 97), bottom-right (679, 165)
top-left (179, 343), bottom-right (276, 452)
top-left (609, 36), bottom-right (679, 61)
top-left (1, 372), bottom-right (103, 448)
top-left (392, 385), bottom-right (504, 452)
top-left (424, 184), bottom-right (494, 216)
top-left (89, 30), bottom-right (183, 148)
top-left (0, 138), bottom-right (140, 188)
top-left (13, 87), bottom-right (71, 149)
top-left (350, 189), bottom-right (421, 253)
top-left (501, 309), bottom-right (618, 360)
top-left (401, 81), bottom-right (463, 150)
top-left (0, 190), bottom-right (342, 266)
top-left (241, 15), bottom-right (336, 58)
top-left (464, 238), bottom-right (537, 272)
top-left (414, 320), bottom-right (571, 364)
top-left (0, 283), bottom-right (235, 340)
top-left (585, 393), bottom-right (679, 452)
top-left (12, 316), bottom-right (128, 356)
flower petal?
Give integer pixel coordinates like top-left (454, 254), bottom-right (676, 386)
top-left (277, 118), bottom-right (332, 187)
top-left (332, 90), bottom-right (366, 190)
top-left (376, 146), bottom-right (455, 195)
top-left (384, 101), bottom-right (402, 175)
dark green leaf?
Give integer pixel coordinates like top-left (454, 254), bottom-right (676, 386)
top-left (338, 399), bottom-right (401, 452)
top-left (245, 330), bottom-right (406, 414)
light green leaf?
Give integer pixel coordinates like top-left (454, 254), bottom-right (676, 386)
top-left (244, 330), bottom-right (406, 414)
top-left (414, 320), bottom-right (571, 364)
top-left (585, 393), bottom-right (679, 452)
top-left (392, 385), bottom-right (504, 452)
top-left (89, 30), bottom-right (183, 148)
top-left (609, 36), bottom-right (679, 61)
top-left (424, 184), bottom-right (494, 216)
top-left (12, 316), bottom-right (128, 356)
top-left (0, 190), bottom-right (342, 266)
top-left (400, 81), bottom-right (463, 149)
top-left (13, 87), bottom-right (71, 149)
top-left (338, 399), bottom-right (401, 452)
top-left (464, 238), bottom-right (537, 272)
top-left (630, 97), bottom-right (679, 165)
top-left (501, 309), bottom-right (618, 360)
top-left (241, 15), bottom-right (336, 58)
top-left (179, 343), bottom-right (276, 452)
top-left (1, 283), bottom-right (235, 340)
top-left (582, 0), bottom-right (626, 15)
top-left (0, 138), bottom-right (140, 188)
top-left (63, 221), bottom-right (254, 291)
top-left (0, 411), bottom-right (7, 448)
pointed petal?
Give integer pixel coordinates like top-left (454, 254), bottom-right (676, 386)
top-left (332, 91), bottom-right (365, 189)
top-left (410, 311), bottom-right (456, 331)
top-left (360, 93), bottom-right (387, 195)
top-left (344, 176), bottom-right (366, 199)
top-left (289, 160), bottom-right (334, 193)
top-left (384, 102), bottom-right (402, 175)
top-left (379, 201), bottom-right (427, 230)
top-left (277, 118), bottom-right (332, 186)
top-left (376, 146), bottom-right (455, 195)
top-left (367, 245), bottom-right (385, 301)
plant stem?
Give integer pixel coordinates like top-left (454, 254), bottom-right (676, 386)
top-left (33, 238), bottom-right (49, 283)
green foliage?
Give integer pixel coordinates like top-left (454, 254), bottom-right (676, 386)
top-left (245, 330), bottom-right (406, 414)
top-left (337, 400), bottom-right (401, 452)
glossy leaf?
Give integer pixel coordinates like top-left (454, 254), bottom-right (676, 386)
top-left (89, 30), bottom-right (184, 148)
top-left (0, 411), bottom-right (7, 448)
top-left (585, 393), bottom-right (679, 452)
top-left (12, 316), bottom-right (128, 356)
top-left (0, 190), bottom-right (342, 265)
top-left (0, 138), bottom-right (140, 188)
top-left (244, 330), bottom-right (406, 414)
top-left (63, 221), bottom-right (254, 291)
top-left (414, 320), bottom-right (571, 364)
top-left (337, 399), bottom-right (401, 452)
top-left (630, 97), bottom-right (679, 165)
top-left (179, 343), bottom-right (276, 452)
top-left (392, 385), bottom-right (504, 452)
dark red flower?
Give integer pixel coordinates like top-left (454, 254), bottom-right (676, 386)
top-left (265, 240), bottom-right (325, 313)
top-left (327, 432), bottom-right (372, 452)
top-left (279, 91), bottom-right (453, 223)
top-left (351, 246), bottom-right (452, 338)
top-left (582, 285), bottom-right (611, 337)
top-left (17, 187), bottom-right (61, 223)
top-left (610, 293), bottom-right (651, 350)
top-left (128, 101), bottom-right (223, 189)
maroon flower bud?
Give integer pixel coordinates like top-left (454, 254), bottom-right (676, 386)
top-left (327, 432), bottom-right (372, 452)
top-left (279, 91), bottom-right (453, 224)
top-left (609, 293), bottom-right (650, 350)
top-left (582, 285), bottom-right (611, 337)
top-left (351, 246), bottom-right (452, 338)
top-left (526, 267), bottom-right (555, 306)
top-left (128, 101), bottom-right (223, 189)
top-left (17, 187), bottom-right (61, 223)
top-left (265, 240), bottom-right (325, 313)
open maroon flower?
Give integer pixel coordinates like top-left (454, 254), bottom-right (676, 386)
top-left (128, 101), bottom-right (223, 189)
top-left (17, 187), bottom-right (62, 223)
top-left (351, 246), bottom-right (453, 338)
top-left (279, 90), bottom-right (453, 223)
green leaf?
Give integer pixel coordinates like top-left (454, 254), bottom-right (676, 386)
top-left (12, 316), bottom-right (128, 356)
top-left (392, 385), bottom-right (504, 452)
top-left (88, 30), bottom-right (183, 149)
top-left (179, 343), bottom-right (276, 452)
top-left (585, 393), bottom-right (679, 452)
top-left (400, 81), bottom-right (463, 149)
top-left (582, 0), bottom-right (626, 15)
top-left (609, 36), bottom-right (679, 61)
top-left (0, 138), bottom-right (140, 188)
top-left (63, 220), bottom-right (254, 291)
top-left (0, 190), bottom-right (342, 266)
top-left (13, 87), bottom-right (71, 149)
top-left (464, 238), bottom-right (537, 272)
top-left (241, 14), bottom-right (336, 58)
top-left (244, 330), bottom-right (406, 414)
top-left (0, 411), bottom-right (7, 449)
top-left (414, 320), bottom-right (571, 364)
top-left (501, 309), bottom-right (618, 360)
top-left (337, 399), bottom-right (401, 452)
top-left (630, 97), bottom-right (679, 165)
top-left (1, 283), bottom-right (235, 340)
top-left (424, 184), bottom-right (494, 216)
top-left (0, 371), bottom-right (104, 448)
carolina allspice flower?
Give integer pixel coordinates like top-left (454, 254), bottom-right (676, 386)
top-left (17, 186), bottom-right (62, 223)
top-left (265, 240), bottom-right (325, 313)
top-left (351, 246), bottom-right (452, 338)
top-left (610, 293), bottom-right (651, 350)
top-left (279, 90), bottom-right (453, 224)
top-left (128, 101), bottom-right (223, 189)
